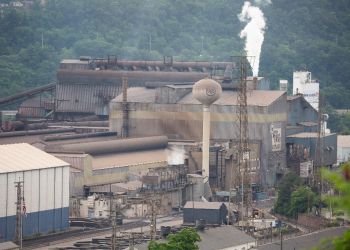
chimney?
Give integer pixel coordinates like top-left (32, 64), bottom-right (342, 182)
top-left (253, 77), bottom-right (258, 90)
top-left (279, 80), bottom-right (288, 91)
top-left (122, 76), bottom-right (128, 138)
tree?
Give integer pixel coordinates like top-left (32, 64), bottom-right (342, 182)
top-left (290, 187), bottom-right (315, 218)
top-left (308, 163), bottom-right (350, 250)
top-left (274, 171), bottom-right (303, 217)
top-left (147, 227), bottom-right (201, 250)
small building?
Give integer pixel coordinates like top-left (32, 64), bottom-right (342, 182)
top-left (18, 97), bottom-right (52, 120)
top-left (286, 132), bottom-right (337, 167)
top-left (135, 225), bottom-right (257, 250)
top-left (337, 135), bottom-right (350, 165)
top-left (0, 143), bottom-right (70, 242)
top-left (183, 202), bottom-right (227, 224)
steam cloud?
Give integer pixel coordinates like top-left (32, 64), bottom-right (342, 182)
top-left (238, 2), bottom-right (267, 77)
top-left (254, 0), bottom-right (272, 5)
top-left (167, 145), bottom-right (186, 165)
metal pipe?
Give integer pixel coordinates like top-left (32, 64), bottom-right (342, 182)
top-left (202, 106), bottom-right (210, 178)
top-left (57, 69), bottom-right (209, 85)
top-left (74, 115), bottom-right (104, 122)
top-left (0, 82), bottom-right (56, 108)
top-left (122, 76), bottom-right (128, 138)
top-left (41, 131), bottom-right (117, 141)
top-left (0, 128), bottom-right (75, 138)
top-left (94, 60), bottom-right (233, 71)
top-left (27, 121), bottom-right (109, 130)
top-left (44, 135), bottom-right (169, 155)
top-left (2, 121), bottom-right (25, 132)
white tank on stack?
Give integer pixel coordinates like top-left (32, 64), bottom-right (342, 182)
top-left (192, 78), bottom-right (222, 178)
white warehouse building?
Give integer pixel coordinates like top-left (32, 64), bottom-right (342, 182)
top-left (0, 143), bottom-right (70, 242)
top-left (337, 135), bottom-right (350, 166)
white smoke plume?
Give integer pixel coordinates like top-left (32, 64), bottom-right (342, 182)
top-left (238, 2), bottom-right (267, 77)
top-left (254, 0), bottom-right (272, 5)
top-left (166, 145), bottom-right (186, 165)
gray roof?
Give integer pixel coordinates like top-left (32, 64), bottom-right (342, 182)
top-left (287, 132), bottom-right (336, 138)
top-left (112, 87), bottom-right (155, 103)
top-left (20, 97), bottom-right (52, 107)
top-left (135, 225), bottom-right (256, 250)
top-left (0, 241), bottom-right (19, 250)
top-left (287, 95), bottom-right (302, 101)
top-left (183, 201), bottom-right (225, 210)
top-left (338, 135), bottom-right (350, 148)
top-left (257, 227), bottom-right (348, 250)
top-left (298, 122), bottom-right (318, 127)
top-left (0, 143), bottom-right (69, 174)
top-left (112, 87), bottom-right (285, 106)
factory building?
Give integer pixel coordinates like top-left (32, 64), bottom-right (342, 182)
top-left (337, 135), bottom-right (350, 165)
top-left (183, 202), bottom-right (227, 224)
top-left (286, 133), bottom-right (337, 167)
top-left (110, 84), bottom-right (287, 188)
top-left (55, 57), bottom-right (232, 119)
top-left (0, 143), bottom-right (70, 242)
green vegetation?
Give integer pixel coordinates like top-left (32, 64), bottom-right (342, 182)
top-left (23, 232), bottom-right (43, 239)
top-left (325, 221), bottom-right (340, 228)
top-left (0, 0), bottom-right (350, 114)
top-left (275, 171), bottom-right (319, 218)
top-left (308, 163), bottom-right (350, 250)
top-left (147, 227), bottom-right (201, 250)
top-left (333, 210), bottom-right (345, 216)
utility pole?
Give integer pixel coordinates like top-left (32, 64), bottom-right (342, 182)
top-left (192, 184), bottom-right (195, 223)
top-left (315, 94), bottom-right (325, 216)
top-left (14, 178), bottom-right (24, 249)
top-left (150, 193), bottom-right (157, 241)
top-left (129, 233), bottom-right (134, 250)
top-left (280, 231), bottom-right (283, 250)
top-left (201, 35), bottom-right (204, 53)
top-left (308, 188), bottom-right (310, 212)
top-left (111, 212), bottom-right (117, 250)
top-left (107, 183), bottom-right (117, 250)
top-left (150, 34), bottom-right (152, 52)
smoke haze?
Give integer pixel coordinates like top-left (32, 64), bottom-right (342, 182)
top-left (238, 1), bottom-right (267, 77)
top-left (167, 145), bottom-right (186, 165)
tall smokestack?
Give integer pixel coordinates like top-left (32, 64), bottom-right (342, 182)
top-left (122, 76), bottom-right (128, 138)
top-left (253, 77), bottom-right (258, 90)
top-left (193, 78), bottom-right (222, 177)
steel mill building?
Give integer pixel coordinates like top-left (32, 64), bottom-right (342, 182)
top-left (0, 143), bottom-right (70, 242)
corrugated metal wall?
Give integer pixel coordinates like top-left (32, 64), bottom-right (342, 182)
top-left (287, 97), bottom-right (318, 126)
top-left (183, 206), bottom-right (227, 224)
top-left (0, 166), bottom-right (70, 242)
top-left (110, 93), bottom-right (287, 187)
top-left (55, 84), bottom-right (123, 112)
top-left (286, 134), bottom-right (337, 166)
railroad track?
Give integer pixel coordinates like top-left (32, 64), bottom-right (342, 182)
top-left (22, 220), bottom-right (146, 250)
top-left (23, 213), bottom-right (182, 249)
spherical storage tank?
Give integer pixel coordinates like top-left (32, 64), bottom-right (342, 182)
top-left (192, 78), bottom-right (222, 107)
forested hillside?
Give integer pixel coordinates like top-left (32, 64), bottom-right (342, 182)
top-left (1, 0), bottom-right (350, 130)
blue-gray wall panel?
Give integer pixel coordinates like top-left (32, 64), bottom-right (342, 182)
top-left (0, 207), bottom-right (69, 242)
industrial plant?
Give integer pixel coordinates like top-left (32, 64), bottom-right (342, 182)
top-left (0, 55), bottom-right (342, 249)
